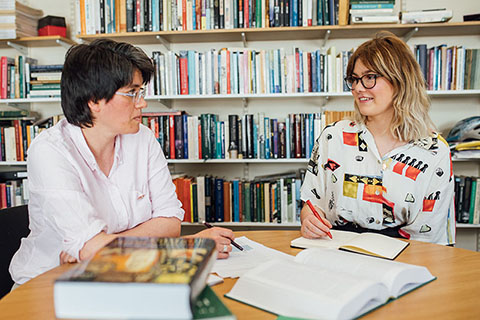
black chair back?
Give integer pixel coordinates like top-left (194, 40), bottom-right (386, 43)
top-left (0, 205), bottom-right (29, 299)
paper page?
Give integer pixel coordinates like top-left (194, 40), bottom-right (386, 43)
top-left (211, 236), bottom-right (294, 278)
top-left (295, 248), bottom-right (434, 297)
top-left (290, 229), bottom-right (360, 249)
top-left (207, 274), bottom-right (224, 286)
top-left (341, 232), bottom-right (409, 260)
top-left (226, 259), bottom-right (387, 320)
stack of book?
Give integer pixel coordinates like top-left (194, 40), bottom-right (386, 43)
top-left (0, 0), bottom-right (43, 39)
top-left (142, 110), bottom-right (352, 161)
top-left (454, 175), bottom-right (480, 225)
top-left (28, 64), bottom-right (62, 98)
top-left (150, 46), bottom-right (353, 97)
top-left (0, 55), bottom-right (38, 99)
top-left (349, 0), bottom-right (398, 24)
top-left (77, 0), bottom-right (351, 35)
top-left (413, 45), bottom-right (479, 91)
top-left (173, 171), bottom-right (304, 224)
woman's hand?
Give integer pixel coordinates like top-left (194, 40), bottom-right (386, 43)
top-left (194, 227), bottom-right (235, 259)
top-left (59, 251), bottom-right (78, 264)
top-left (300, 203), bottom-right (332, 239)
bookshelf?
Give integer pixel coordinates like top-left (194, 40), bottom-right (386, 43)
top-left (1, 0), bottom-right (479, 250)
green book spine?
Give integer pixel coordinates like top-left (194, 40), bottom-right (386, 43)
top-left (255, 0), bottom-right (262, 28)
top-left (193, 286), bottom-right (235, 319)
top-left (244, 182), bottom-right (251, 222)
top-left (469, 179), bottom-right (477, 224)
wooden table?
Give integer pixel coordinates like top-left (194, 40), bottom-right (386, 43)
top-left (1, 230), bottom-right (480, 319)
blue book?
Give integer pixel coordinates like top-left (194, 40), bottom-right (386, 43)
top-left (299, 50), bottom-right (304, 93)
top-left (264, 117), bottom-right (270, 159)
top-left (192, 0), bottom-right (196, 30)
top-left (187, 50), bottom-right (196, 94)
top-left (183, 114), bottom-right (189, 159)
top-left (5, 183), bottom-right (11, 208)
top-left (290, 0), bottom-right (296, 27)
top-left (277, 49), bottom-right (282, 93)
top-left (152, 0), bottom-right (159, 31)
top-left (272, 119), bottom-right (278, 158)
top-left (316, 51), bottom-right (322, 92)
top-left (206, 5), bottom-right (211, 30)
top-left (232, 180), bottom-right (240, 222)
top-left (311, 51), bottom-right (318, 92)
top-left (214, 178), bottom-right (224, 222)
top-left (295, 179), bottom-right (301, 221)
top-left (305, 114), bottom-right (310, 158)
top-left (309, 114), bottom-right (314, 157)
top-left (233, 0), bottom-right (238, 28)
top-left (351, 3), bottom-right (394, 9)
top-left (216, 120), bottom-right (222, 159)
top-left (317, 0), bottom-right (324, 25)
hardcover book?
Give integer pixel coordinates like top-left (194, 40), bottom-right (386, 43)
top-left (226, 247), bottom-right (435, 320)
top-left (290, 229), bottom-right (409, 260)
top-left (54, 237), bottom-right (217, 320)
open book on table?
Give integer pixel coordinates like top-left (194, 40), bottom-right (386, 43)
top-left (226, 248), bottom-right (435, 320)
top-left (290, 229), bottom-right (409, 260)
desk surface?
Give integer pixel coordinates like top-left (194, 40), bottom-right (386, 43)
top-left (1, 230), bottom-right (480, 319)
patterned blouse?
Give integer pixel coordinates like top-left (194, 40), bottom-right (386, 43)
top-left (300, 120), bottom-right (455, 245)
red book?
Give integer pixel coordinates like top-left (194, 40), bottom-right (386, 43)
top-left (226, 50), bottom-right (231, 94)
top-left (13, 120), bottom-right (21, 161)
top-left (195, 0), bottom-right (202, 29)
top-left (182, 0), bottom-right (187, 30)
top-left (244, 0), bottom-right (249, 28)
top-left (197, 122), bottom-right (202, 159)
top-left (223, 181), bottom-right (231, 222)
top-left (179, 53), bottom-right (189, 95)
top-left (182, 178), bottom-right (192, 222)
top-left (307, 52), bottom-right (312, 92)
top-left (1, 56), bottom-right (13, 99)
top-left (169, 115), bottom-right (175, 159)
top-left (135, 0), bottom-right (141, 31)
top-left (0, 183), bottom-right (6, 208)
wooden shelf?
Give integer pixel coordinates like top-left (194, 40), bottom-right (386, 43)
top-left (182, 222), bottom-right (300, 227)
top-left (168, 159), bottom-right (308, 163)
top-left (76, 22), bottom-right (480, 44)
top-left (0, 35), bottom-right (76, 48)
top-left (457, 224), bottom-right (480, 229)
top-left (145, 90), bottom-right (480, 101)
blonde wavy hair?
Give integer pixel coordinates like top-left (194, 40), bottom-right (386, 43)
top-left (346, 31), bottom-right (436, 141)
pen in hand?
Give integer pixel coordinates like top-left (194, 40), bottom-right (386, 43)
top-left (306, 200), bottom-right (333, 239)
top-left (203, 221), bottom-right (244, 251)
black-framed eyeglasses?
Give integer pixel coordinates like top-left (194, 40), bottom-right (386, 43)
top-left (115, 88), bottom-right (146, 104)
top-left (344, 74), bottom-right (382, 90)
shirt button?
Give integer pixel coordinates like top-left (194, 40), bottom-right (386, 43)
top-left (378, 160), bottom-right (381, 164)
top-left (376, 220), bottom-right (380, 224)
top-left (382, 163), bottom-right (387, 170)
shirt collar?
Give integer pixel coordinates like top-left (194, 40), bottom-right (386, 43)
top-left (65, 121), bottom-right (123, 172)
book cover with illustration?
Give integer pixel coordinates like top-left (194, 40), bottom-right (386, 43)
top-left (54, 237), bottom-right (217, 320)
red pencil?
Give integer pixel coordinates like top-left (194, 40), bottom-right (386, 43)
top-left (306, 200), bottom-right (333, 239)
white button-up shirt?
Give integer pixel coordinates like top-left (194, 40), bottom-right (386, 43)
top-left (10, 119), bottom-right (184, 284)
top-left (301, 120), bottom-right (456, 245)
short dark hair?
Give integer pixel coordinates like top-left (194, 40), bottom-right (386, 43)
top-left (61, 39), bottom-right (154, 127)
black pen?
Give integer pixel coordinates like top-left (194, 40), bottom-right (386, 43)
top-left (203, 221), bottom-right (244, 251)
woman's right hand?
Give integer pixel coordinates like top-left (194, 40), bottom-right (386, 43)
top-left (300, 204), bottom-right (332, 239)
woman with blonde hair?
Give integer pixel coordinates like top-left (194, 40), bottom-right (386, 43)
top-left (300, 32), bottom-right (455, 245)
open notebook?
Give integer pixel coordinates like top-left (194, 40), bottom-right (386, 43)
top-left (290, 229), bottom-right (409, 260)
top-left (226, 248), bottom-right (435, 320)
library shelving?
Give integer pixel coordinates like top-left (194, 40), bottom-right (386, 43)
top-left (2, 0), bottom-right (480, 249)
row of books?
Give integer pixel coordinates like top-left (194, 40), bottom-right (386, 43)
top-left (142, 110), bottom-right (353, 160)
top-left (173, 171), bottom-right (304, 223)
top-left (0, 1), bottom-right (43, 39)
top-left (0, 179), bottom-right (28, 209)
top-left (349, 0), bottom-right (398, 24)
top-left (414, 45), bottom-right (480, 91)
top-left (0, 56), bottom-right (62, 99)
top-left (455, 175), bottom-right (480, 224)
top-left (0, 115), bottom-right (63, 162)
top-left (149, 47), bottom-right (353, 96)
top-left (77, 0), bottom-right (350, 35)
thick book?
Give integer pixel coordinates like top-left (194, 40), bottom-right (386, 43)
top-left (290, 229), bottom-right (409, 260)
top-left (54, 237), bottom-right (217, 320)
top-left (226, 248), bottom-right (435, 320)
